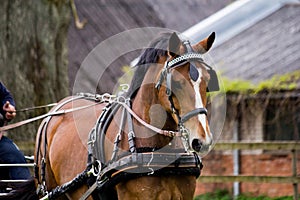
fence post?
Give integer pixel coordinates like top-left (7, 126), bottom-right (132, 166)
top-left (233, 121), bottom-right (240, 198)
top-left (292, 149), bottom-right (298, 200)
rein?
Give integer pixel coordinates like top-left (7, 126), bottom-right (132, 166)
top-left (0, 101), bottom-right (99, 132)
top-left (83, 93), bottom-right (183, 138)
top-left (16, 103), bottom-right (58, 112)
top-left (120, 100), bottom-right (181, 137)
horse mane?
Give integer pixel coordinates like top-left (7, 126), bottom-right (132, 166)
top-left (126, 32), bottom-right (172, 98)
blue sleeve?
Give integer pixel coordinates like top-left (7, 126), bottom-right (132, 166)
top-left (0, 82), bottom-right (16, 115)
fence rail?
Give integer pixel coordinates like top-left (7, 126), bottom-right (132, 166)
top-left (198, 141), bottom-right (299, 199)
top-left (212, 141), bottom-right (300, 151)
top-left (1, 142), bottom-right (299, 198)
top-left (200, 175), bottom-right (300, 184)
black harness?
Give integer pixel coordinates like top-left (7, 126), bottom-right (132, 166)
top-left (84, 41), bottom-right (219, 199)
top-left (85, 98), bottom-right (203, 200)
top-left (35, 40), bottom-right (219, 200)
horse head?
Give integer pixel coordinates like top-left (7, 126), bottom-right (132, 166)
top-left (155, 32), bottom-right (216, 154)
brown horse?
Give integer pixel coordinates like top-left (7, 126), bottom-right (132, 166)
top-left (35, 31), bottom-right (216, 200)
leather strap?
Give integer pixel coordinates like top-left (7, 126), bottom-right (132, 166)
top-left (79, 181), bottom-right (97, 200)
top-left (120, 102), bottom-right (181, 137)
top-left (180, 108), bottom-right (207, 124)
top-left (0, 102), bottom-right (99, 132)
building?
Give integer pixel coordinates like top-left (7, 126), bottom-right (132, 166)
top-left (185, 0), bottom-right (300, 197)
top-left (68, 0), bottom-right (232, 93)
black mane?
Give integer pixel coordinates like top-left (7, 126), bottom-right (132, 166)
top-left (126, 32), bottom-right (172, 98)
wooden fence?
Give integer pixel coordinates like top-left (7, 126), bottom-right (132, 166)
top-left (198, 141), bottom-right (300, 199)
top-left (1, 141), bottom-right (299, 198)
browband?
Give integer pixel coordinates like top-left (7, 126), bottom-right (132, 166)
top-left (167, 53), bottom-right (204, 69)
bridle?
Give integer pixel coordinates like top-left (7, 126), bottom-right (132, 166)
top-left (155, 40), bottom-right (219, 149)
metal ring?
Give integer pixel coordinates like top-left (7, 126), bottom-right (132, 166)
top-left (92, 160), bottom-right (102, 177)
top-left (102, 93), bottom-right (111, 102)
top-left (117, 96), bottom-right (126, 104)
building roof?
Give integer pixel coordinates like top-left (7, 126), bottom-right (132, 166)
top-left (68, 0), bottom-right (231, 93)
top-left (68, 0), bottom-right (164, 93)
top-left (182, 0), bottom-right (300, 89)
top-left (144, 0), bottom-right (233, 32)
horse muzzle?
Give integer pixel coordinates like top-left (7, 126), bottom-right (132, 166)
top-left (191, 139), bottom-right (202, 152)
top-left (191, 138), bottom-right (212, 153)
top-left (179, 108), bottom-right (212, 153)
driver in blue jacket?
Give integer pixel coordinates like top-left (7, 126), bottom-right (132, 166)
top-left (0, 81), bottom-right (31, 180)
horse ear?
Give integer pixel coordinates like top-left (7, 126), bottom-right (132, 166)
top-left (168, 32), bottom-right (181, 57)
top-left (194, 32), bottom-right (215, 53)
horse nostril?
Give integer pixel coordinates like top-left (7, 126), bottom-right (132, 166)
top-left (192, 139), bottom-right (202, 152)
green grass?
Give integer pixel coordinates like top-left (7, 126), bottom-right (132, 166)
top-left (194, 190), bottom-right (231, 200)
top-left (194, 190), bottom-right (295, 200)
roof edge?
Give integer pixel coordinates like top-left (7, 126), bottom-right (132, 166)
top-left (182, 0), bottom-right (300, 47)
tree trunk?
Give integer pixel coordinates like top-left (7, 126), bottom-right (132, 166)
top-left (0, 0), bottom-right (70, 154)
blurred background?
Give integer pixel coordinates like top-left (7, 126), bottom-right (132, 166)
top-left (0, 0), bottom-right (299, 198)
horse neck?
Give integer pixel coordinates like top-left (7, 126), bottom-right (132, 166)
top-left (131, 64), bottom-right (164, 124)
top-left (130, 64), bottom-right (177, 148)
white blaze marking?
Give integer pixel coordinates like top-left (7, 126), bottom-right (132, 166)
top-left (192, 68), bottom-right (209, 143)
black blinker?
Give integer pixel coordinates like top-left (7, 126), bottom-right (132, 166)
top-left (207, 69), bottom-right (219, 92)
top-left (189, 63), bottom-right (199, 82)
